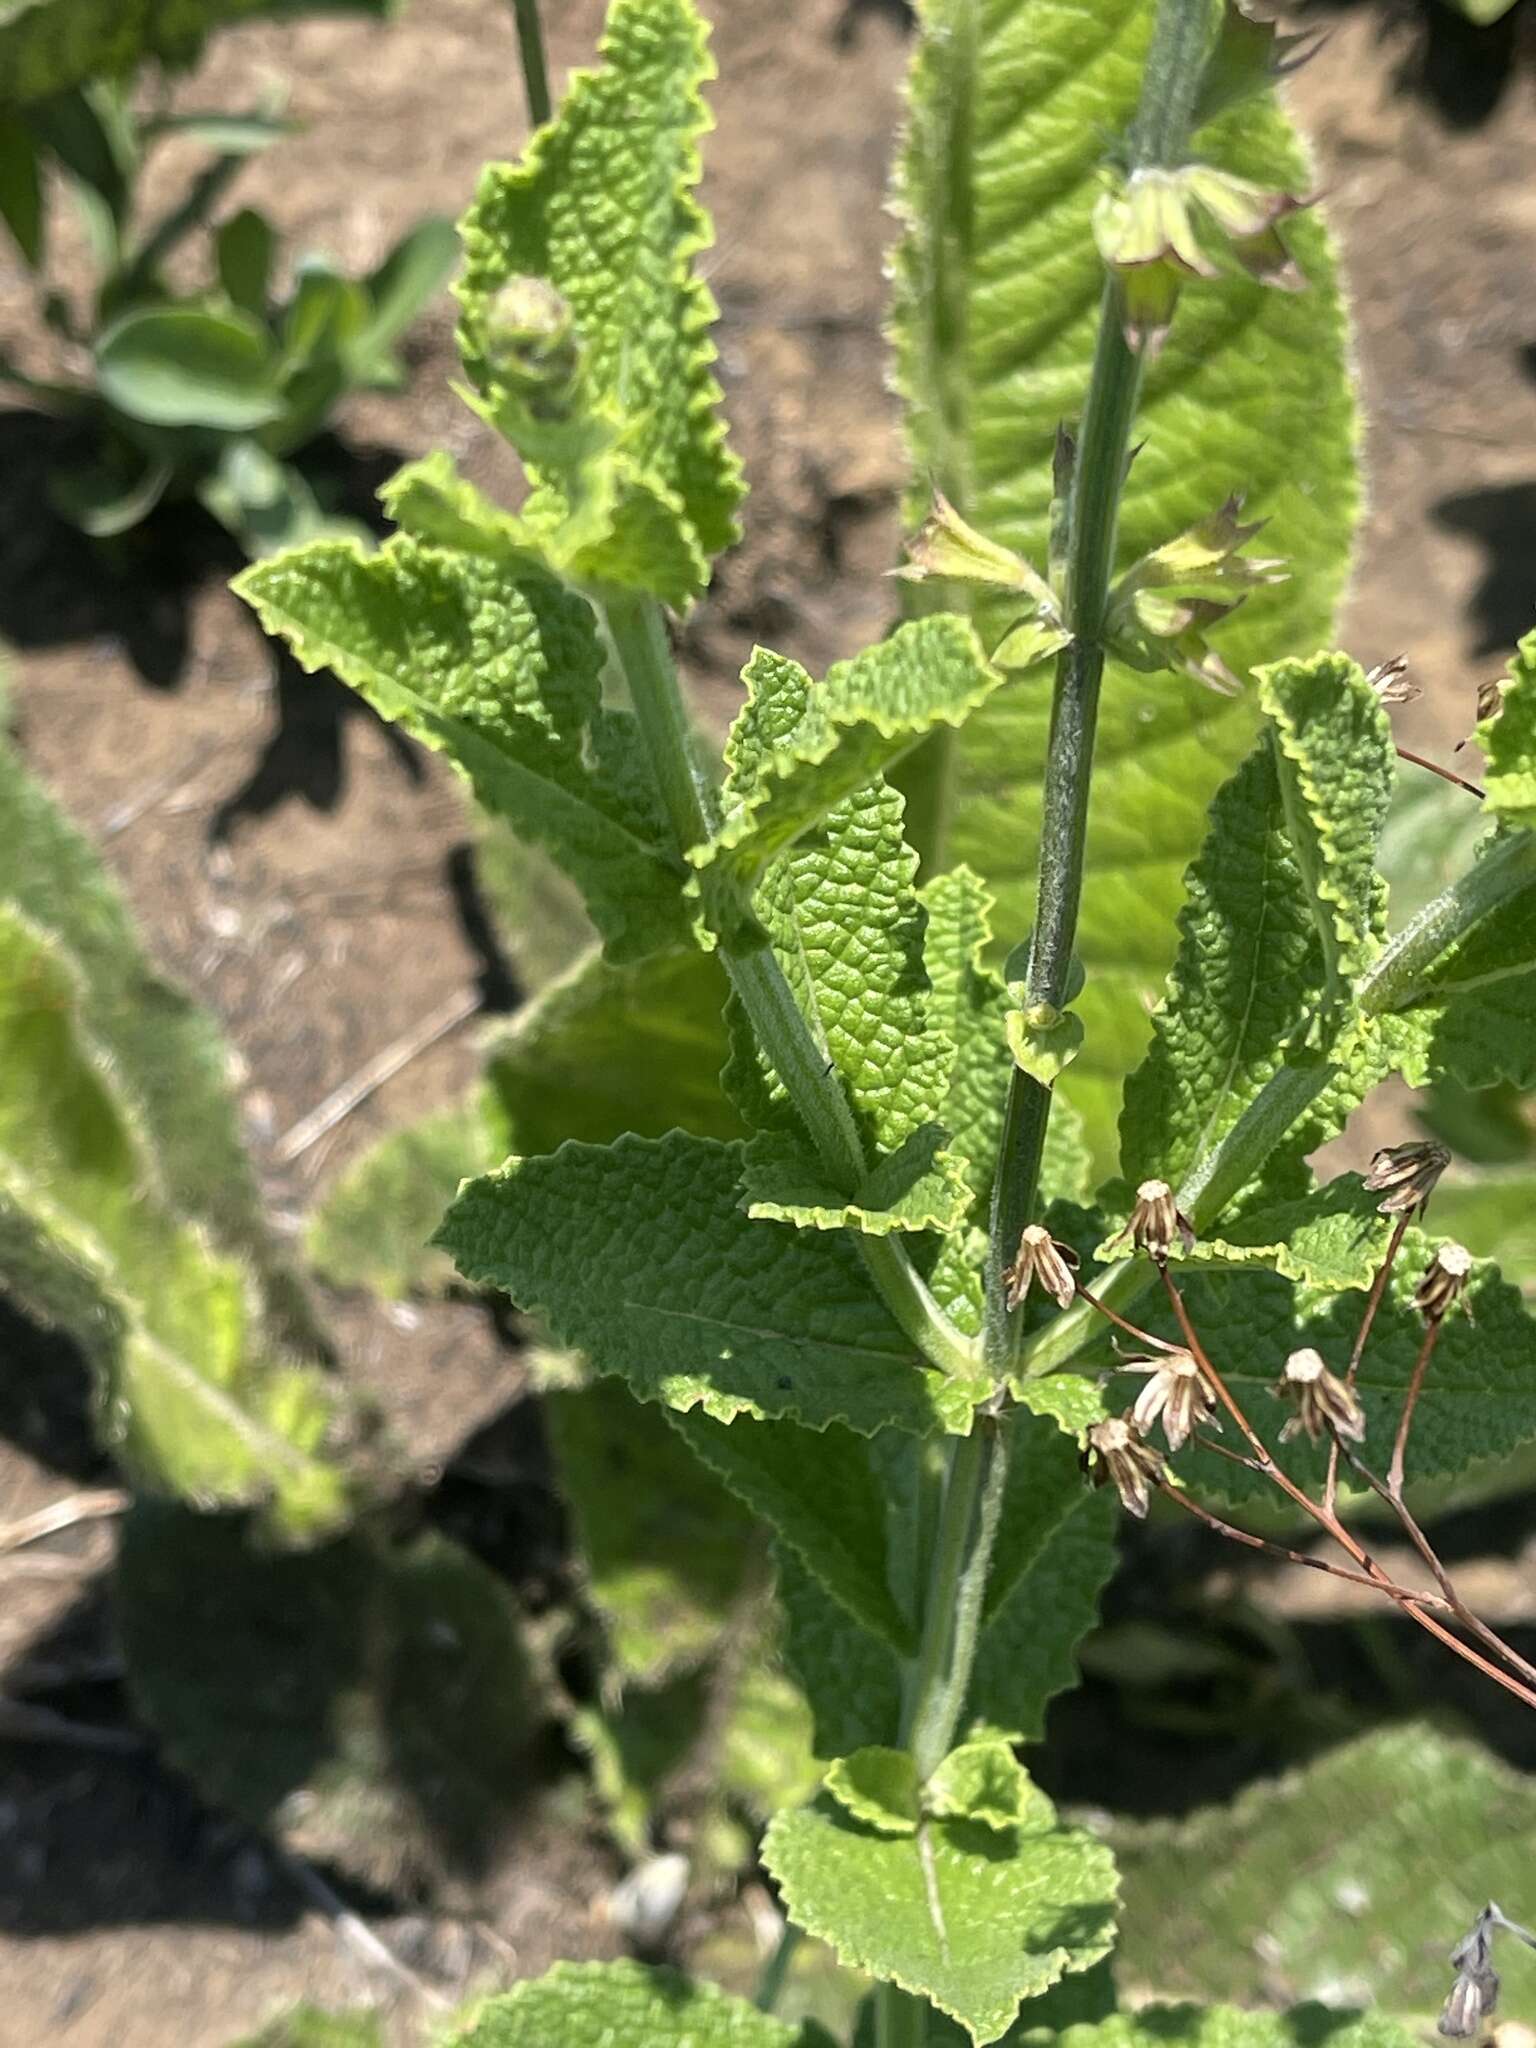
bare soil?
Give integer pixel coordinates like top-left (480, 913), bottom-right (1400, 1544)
top-left (4, 1), bottom-right (1536, 2040)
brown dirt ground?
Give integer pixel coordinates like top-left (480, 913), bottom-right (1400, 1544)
top-left (4, 0), bottom-right (1536, 2040)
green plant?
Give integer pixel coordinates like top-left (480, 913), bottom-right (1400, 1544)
top-left (229, 0), bottom-right (1536, 2040)
top-left (0, 2), bottom-right (454, 548)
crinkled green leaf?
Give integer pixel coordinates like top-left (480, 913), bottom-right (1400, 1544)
top-left (1118, 744), bottom-right (1319, 1199)
top-left (969, 1413), bottom-right (1118, 1741)
top-left (763, 1783), bottom-right (1117, 2045)
top-left (826, 1747), bottom-right (921, 1835)
top-left (485, 940), bottom-right (742, 1152)
top-left (741, 1126), bottom-right (972, 1238)
top-left (727, 780), bottom-right (953, 1159)
top-left (697, 620), bottom-right (1002, 901)
top-left (549, 1377), bottom-right (755, 1685)
top-left (235, 539), bottom-right (686, 964)
top-left (1111, 1724), bottom-right (1536, 2017)
top-left (852, 1960), bottom-right (1120, 2048)
top-left (926, 1740), bottom-right (1036, 1833)
top-left (778, 1545), bottom-right (903, 1760)
top-left (447, 1960), bottom-right (835, 2048)
top-left (0, 908), bottom-right (348, 1539)
top-left (1111, 1175), bottom-right (1394, 1294)
top-left (671, 1409), bottom-right (913, 1651)
top-left (1480, 628), bottom-right (1536, 829)
top-left (1258, 653), bottom-right (1392, 1004)
top-left (0, 734), bottom-right (291, 1297)
top-left (306, 1096), bottom-right (498, 1299)
top-left (1391, 864), bottom-right (1536, 1095)
top-left (1141, 1235), bottom-right (1536, 1501)
top-left (922, 865), bottom-right (1014, 1214)
top-left (892, 0), bottom-right (1358, 1175)
top-left (118, 1504), bottom-right (538, 1894)
top-left (439, 1132), bottom-right (985, 1434)
top-left (0, 0), bottom-right (391, 109)
top-left (454, 0), bottom-right (742, 607)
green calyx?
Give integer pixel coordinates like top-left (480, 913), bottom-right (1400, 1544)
top-left (1094, 161), bottom-right (1312, 353)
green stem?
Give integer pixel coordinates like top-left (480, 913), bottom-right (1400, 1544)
top-left (985, 0), bottom-right (1213, 1375)
top-left (876, 1985), bottom-right (929, 2048)
top-left (901, 1412), bottom-right (1010, 1779)
top-left (511, 0), bottom-right (552, 127)
top-left (1360, 827), bottom-right (1536, 1016)
top-left (753, 1919), bottom-right (802, 2015)
top-left (605, 590), bottom-right (978, 1380)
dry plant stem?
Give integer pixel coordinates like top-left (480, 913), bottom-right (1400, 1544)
top-left (1395, 742), bottom-right (1484, 803)
top-left (0, 1487), bottom-right (126, 1553)
top-left (1388, 1314), bottom-right (1443, 1497)
top-left (1157, 1481), bottom-right (1452, 1611)
top-left (1077, 1282), bottom-right (1181, 1353)
top-left (1323, 1211), bottom-right (1411, 1514)
top-left (1162, 1264), bottom-right (1536, 1712)
top-left (1339, 1445), bottom-right (1536, 1692)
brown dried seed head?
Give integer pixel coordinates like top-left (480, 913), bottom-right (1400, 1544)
top-left (1363, 1139), bottom-right (1450, 1218)
top-left (1477, 677), bottom-right (1504, 724)
top-left (1126, 1348), bottom-right (1217, 1454)
top-left (1082, 1415), bottom-right (1165, 1520)
top-left (1002, 1224), bottom-right (1079, 1312)
top-left (1415, 1241), bottom-right (1474, 1322)
top-left (1439, 1967), bottom-right (1499, 2041)
top-left (1367, 654), bottom-right (1420, 706)
top-left (1275, 1346), bottom-right (1366, 1444)
top-left (1118, 1178), bottom-right (1196, 1259)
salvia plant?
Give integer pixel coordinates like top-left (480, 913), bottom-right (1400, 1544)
top-left (0, 0), bottom-right (454, 549)
top-left (124, 0), bottom-right (1536, 2036)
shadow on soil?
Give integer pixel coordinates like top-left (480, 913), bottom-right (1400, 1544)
top-left (1303, 0), bottom-right (1536, 128)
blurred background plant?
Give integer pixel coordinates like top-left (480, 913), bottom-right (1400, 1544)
top-left (0, 0), bottom-right (456, 552)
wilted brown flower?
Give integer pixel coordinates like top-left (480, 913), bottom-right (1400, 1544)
top-left (1002, 1225), bottom-right (1078, 1311)
top-left (1113, 1179), bottom-right (1195, 1260)
top-left (1362, 1139), bottom-right (1450, 1218)
top-left (1477, 676), bottom-right (1504, 724)
top-left (1440, 1911), bottom-right (1500, 2041)
top-left (1274, 1346), bottom-right (1366, 1445)
top-left (1415, 1242), bottom-right (1474, 1323)
top-left (1367, 654), bottom-right (1420, 706)
top-left (1439, 1962), bottom-right (1498, 2040)
top-left (1125, 1348), bottom-right (1217, 1454)
top-left (1082, 1415), bottom-right (1165, 1520)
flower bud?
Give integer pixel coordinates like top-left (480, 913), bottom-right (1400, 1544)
top-left (483, 276), bottom-right (581, 416)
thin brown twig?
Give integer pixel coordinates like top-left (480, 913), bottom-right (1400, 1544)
top-left (1076, 1284), bottom-right (1182, 1354)
top-left (1388, 1315), bottom-right (1443, 1499)
top-left (1157, 1260), bottom-right (1536, 1713)
top-left (1339, 1446), bottom-right (1536, 1694)
top-left (1158, 1481), bottom-right (1453, 1613)
top-left (1395, 743), bottom-right (1485, 802)
top-left (1325, 1212), bottom-right (1411, 1515)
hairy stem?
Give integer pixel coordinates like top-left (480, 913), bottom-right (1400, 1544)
top-left (511, 0), bottom-right (552, 127)
top-left (605, 591), bottom-right (978, 1379)
top-left (876, 1986), bottom-right (929, 2048)
top-left (753, 1920), bottom-right (802, 2015)
top-left (986, 0), bottom-right (1214, 1374)
top-left (901, 1410), bottom-right (1010, 1779)
top-left (1361, 825), bottom-right (1536, 1016)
